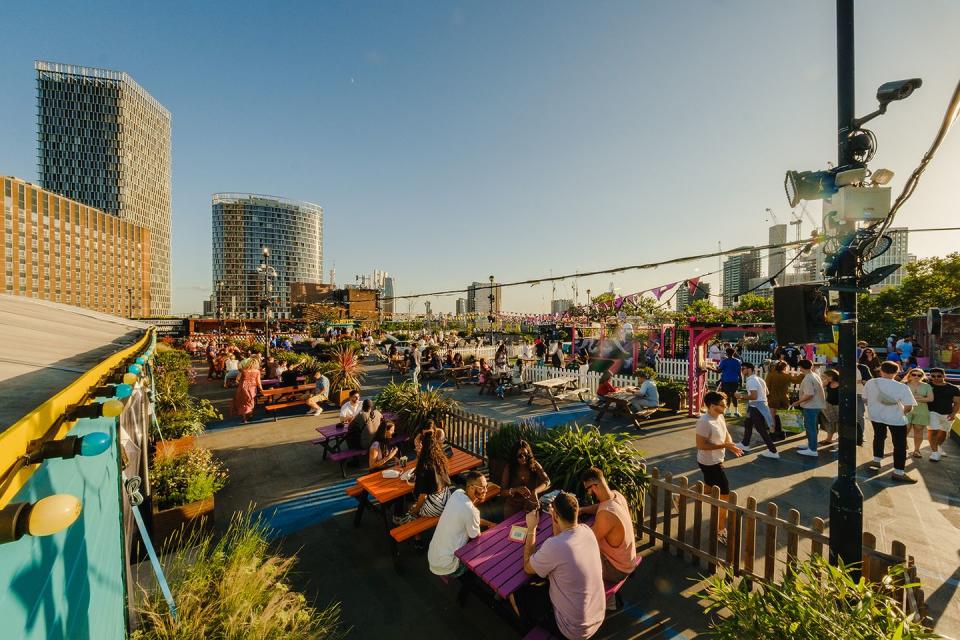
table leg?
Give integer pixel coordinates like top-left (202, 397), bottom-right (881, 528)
top-left (549, 389), bottom-right (560, 412)
top-left (595, 400), bottom-right (609, 422)
top-left (527, 387), bottom-right (537, 406)
top-left (353, 489), bottom-right (369, 527)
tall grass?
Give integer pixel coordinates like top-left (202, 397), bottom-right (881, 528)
top-left (133, 512), bottom-right (346, 640)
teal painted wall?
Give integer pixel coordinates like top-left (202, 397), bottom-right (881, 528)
top-left (0, 413), bottom-right (126, 640)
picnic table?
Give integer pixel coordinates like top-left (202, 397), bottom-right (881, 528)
top-left (313, 423), bottom-right (349, 459)
top-left (352, 447), bottom-right (484, 528)
top-left (527, 377), bottom-right (588, 411)
top-left (592, 390), bottom-right (660, 428)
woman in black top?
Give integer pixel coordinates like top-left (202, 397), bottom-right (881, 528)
top-left (858, 348), bottom-right (882, 376)
top-left (820, 369), bottom-right (840, 445)
top-left (500, 439), bottom-right (550, 518)
top-left (397, 430), bottom-right (450, 524)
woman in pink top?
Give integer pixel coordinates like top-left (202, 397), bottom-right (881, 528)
top-left (579, 467), bottom-right (637, 588)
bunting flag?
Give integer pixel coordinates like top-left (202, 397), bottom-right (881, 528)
top-left (687, 277), bottom-right (701, 296)
top-left (652, 282), bottom-right (677, 301)
top-left (614, 295), bottom-right (624, 311)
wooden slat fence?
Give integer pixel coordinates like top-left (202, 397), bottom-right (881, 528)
top-left (442, 406), bottom-right (513, 461)
top-left (641, 466), bottom-right (928, 623)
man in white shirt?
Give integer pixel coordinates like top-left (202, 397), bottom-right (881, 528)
top-left (339, 390), bottom-right (362, 428)
top-left (863, 361), bottom-right (918, 482)
top-left (736, 362), bottom-right (780, 459)
top-left (411, 345), bottom-right (422, 387)
top-left (791, 359), bottom-right (825, 457)
top-left (428, 471), bottom-right (494, 576)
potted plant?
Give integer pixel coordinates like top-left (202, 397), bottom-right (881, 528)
top-left (152, 347), bottom-right (221, 456)
top-left (327, 344), bottom-right (364, 405)
top-left (375, 381), bottom-right (458, 436)
top-left (657, 379), bottom-right (687, 412)
top-left (150, 447), bottom-right (228, 546)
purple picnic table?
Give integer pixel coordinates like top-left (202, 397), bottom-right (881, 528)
top-left (314, 423), bottom-right (348, 459)
top-left (455, 511), bottom-right (554, 598)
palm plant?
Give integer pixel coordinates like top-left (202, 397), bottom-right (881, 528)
top-left (327, 344), bottom-right (364, 393)
top-left (375, 380), bottom-right (458, 435)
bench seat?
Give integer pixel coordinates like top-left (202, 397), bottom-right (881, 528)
top-left (389, 484), bottom-right (501, 543)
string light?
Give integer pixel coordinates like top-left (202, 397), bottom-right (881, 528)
top-left (0, 495), bottom-right (82, 543)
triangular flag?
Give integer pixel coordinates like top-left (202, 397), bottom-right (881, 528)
top-left (614, 296), bottom-right (624, 311)
top-left (687, 278), bottom-right (701, 296)
top-left (652, 282), bottom-right (678, 301)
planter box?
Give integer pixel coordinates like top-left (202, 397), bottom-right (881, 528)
top-left (333, 390), bottom-right (353, 405)
top-left (154, 435), bottom-right (196, 460)
top-left (151, 496), bottom-right (214, 548)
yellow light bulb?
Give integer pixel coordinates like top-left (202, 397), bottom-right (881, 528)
top-left (122, 372), bottom-right (139, 385)
top-left (27, 494), bottom-right (82, 536)
top-left (101, 399), bottom-right (124, 418)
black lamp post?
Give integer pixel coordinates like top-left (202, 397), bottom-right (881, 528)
top-left (258, 247), bottom-right (277, 360)
top-left (488, 275), bottom-right (496, 326)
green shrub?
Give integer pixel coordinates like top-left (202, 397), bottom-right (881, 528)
top-left (532, 424), bottom-right (647, 510)
top-left (133, 512), bottom-right (346, 640)
top-left (376, 381), bottom-right (459, 434)
top-left (485, 422), bottom-right (547, 463)
top-left (154, 397), bottom-right (221, 440)
top-left (151, 448), bottom-right (228, 511)
top-left (703, 556), bottom-right (936, 640)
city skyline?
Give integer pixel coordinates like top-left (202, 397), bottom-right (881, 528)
top-left (1, 3), bottom-right (959, 315)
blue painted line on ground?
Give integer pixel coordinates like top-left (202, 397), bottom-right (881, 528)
top-left (621, 606), bottom-right (692, 639)
top-left (253, 479), bottom-right (359, 540)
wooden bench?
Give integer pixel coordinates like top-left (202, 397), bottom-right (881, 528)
top-left (592, 393), bottom-right (665, 429)
top-left (259, 383), bottom-right (317, 421)
top-left (556, 386), bottom-right (589, 402)
top-left (389, 483), bottom-right (500, 570)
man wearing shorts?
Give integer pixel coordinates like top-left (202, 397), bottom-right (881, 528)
top-left (305, 371), bottom-right (330, 416)
top-left (695, 391), bottom-right (744, 544)
top-left (715, 349), bottom-right (743, 417)
top-left (927, 368), bottom-right (960, 462)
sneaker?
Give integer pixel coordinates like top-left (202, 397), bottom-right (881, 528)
top-left (737, 441), bottom-right (751, 451)
top-left (930, 451), bottom-right (942, 462)
top-left (797, 449), bottom-right (819, 458)
top-left (758, 450), bottom-right (780, 460)
top-left (891, 473), bottom-right (918, 484)
top-left (733, 411), bottom-right (742, 418)
top-left (868, 458), bottom-right (882, 469)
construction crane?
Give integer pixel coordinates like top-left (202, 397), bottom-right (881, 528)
top-left (800, 202), bottom-right (820, 234)
top-left (789, 210), bottom-right (804, 242)
top-left (764, 207), bottom-right (780, 224)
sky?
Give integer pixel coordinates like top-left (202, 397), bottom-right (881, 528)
top-left (1, 1), bottom-right (958, 315)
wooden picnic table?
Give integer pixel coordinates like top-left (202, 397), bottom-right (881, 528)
top-left (527, 376), bottom-right (585, 411)
top-left (353, 448), bottom-right (484, 526)
top-left (592, 390), bottom-right (663, 429)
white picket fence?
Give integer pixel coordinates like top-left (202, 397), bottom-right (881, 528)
top-left (450, 344), bottom-right (526, 361)
top-left (519, 362), bottom-right (708, 400)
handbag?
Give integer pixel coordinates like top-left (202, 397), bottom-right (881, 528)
top-left (778, 409), bottom-right (804, 433)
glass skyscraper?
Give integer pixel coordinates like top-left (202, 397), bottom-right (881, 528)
top-left (212, 193), bottom-right (323, 318)
top-left (35, 61), bottom-right (172, 315)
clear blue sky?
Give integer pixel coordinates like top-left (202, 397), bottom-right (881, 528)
top-left (1, 1), bottom-right (958, 314)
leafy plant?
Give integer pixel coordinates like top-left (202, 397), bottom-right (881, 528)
top-left (133, 512), bottom-right (346, 640)
top-left (657, 379), bottom-right (687, 411)
top-left (151, 448), bottom-right (228, 511)
top-left (155, 397), bottom-right (221, 440)
top-left (532, 424), bottom-right (648, 510)
top-left (702, 555), bottom-right (936, 640)
top-left (152, 347), bottom-right (221, 439)
top-left (485, 422), bottom-right (547, 463)
top-left (376, 380), bottom-right (459, 434)
top-left (327, 344), bottom-right (364, 392)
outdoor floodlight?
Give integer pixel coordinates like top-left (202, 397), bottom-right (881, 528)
top-left (871, 168), bottom-right (894, 185)
top-left (784, 170), bottom-right (838, 208)
top-left (859, 263), bottom-right (901, 289)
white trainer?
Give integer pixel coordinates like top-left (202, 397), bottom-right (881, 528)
top-left (930, 451), bottom-right (942, 462)
top-left (758, 450), bottom-right (780, 459)
top-left (797, 449), bottom-right (819, 457)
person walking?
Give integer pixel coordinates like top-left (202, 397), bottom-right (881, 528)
top-left (904, 368), bottom-right (933, 458)
top-left (736, 362), bottom-right (780, 459)
top-left (863, 361), bottom-right (917, 482)
top-left (926, 367), bottom-right (960, 462)
top-left (819, 369), bottom-right (841, 446)
top-left (233, 356), bottom-right (263, 424)
top-left (695, 391), bottom-right (744, 544)
top-left (716, 348), bottom-right (743, 417)
top-left (411, 343), bottom-right (422, 388)
top-left (791, 359), bottom-right (825, 458)
top-left (764, 360), bottom-right (804, 440)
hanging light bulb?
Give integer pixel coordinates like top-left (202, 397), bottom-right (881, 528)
top-left (135, 357), bottom-right (146, 365)
top-left (122, 372), bottom-right (139, 385)
top-left (101, 399), bottom-right (124, 418)
top-left (127, 364), bottom-right (142, 375)
top-left (66, 398), bottom-right (125, 421)
top-left (0, 494), bottom-right (82, 543)
top-left (29, 432), bottom-right (113, 463)
top-left (92, 383), bottom-right (133, 399)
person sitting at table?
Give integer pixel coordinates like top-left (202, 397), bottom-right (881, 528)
top-left (477, 358), bottom-right (492, 385)
top-left (368, 420), bottom-right (399, 470)
top-left (395, 431), bottom-right (451, 538)
top-left (428, 470), bottom-right (496, 577)
top-left (596, 371), bottom-right (619, 397)
top-left (452, 352), bottom-right (464, 368)
top-left (339, 390), bottom-right (362, 428)
top-left (414, 419), bottom-right (446, 455)
top-left (280, 361), bottom-right (302, 387)
top-left (347, 398), bottom-right (382, 449)
top-left (578, 467), bottom-right (638, 607)
top-left (444, 350), bottom-right (455, 368)
top-left (521, 492), bottom-right (606, 640)
top-left (495, 343), bottom-right (509, 369)
top-left (429, 349), bottom-right (444, 371)
top-left (304, 371), bottom-right (330, 416)
top-left (501, 439), bottom-right (551, 519)
top-left (630, 370), bottom-right (659, 411)
top-left (222, 353), bottom-right (240, 388)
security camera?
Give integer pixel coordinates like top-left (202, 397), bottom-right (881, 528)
top-left (876, 78), bottom-right (922, 106)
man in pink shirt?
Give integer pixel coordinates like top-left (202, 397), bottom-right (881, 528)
top-left (521, 493), bottom-right (606, 639)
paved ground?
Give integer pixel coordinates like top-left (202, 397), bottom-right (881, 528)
top-left (195, 359), bottom-right (960, 638)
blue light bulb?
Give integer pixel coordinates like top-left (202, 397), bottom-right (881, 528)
top-left (114, 383), bottom-right (133, 399)
top-left (135, 357), bottom-right (146, 365)
top-left (128, 364), bottom-right (142, 375)
top-left (79, 432), bottom-right (112, 457)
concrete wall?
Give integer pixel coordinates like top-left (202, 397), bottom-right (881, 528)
top-left (0, 413), bottom-right (126, 639)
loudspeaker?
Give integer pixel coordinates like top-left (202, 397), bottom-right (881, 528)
top-left (774, 284), bottom-right (833, 344)
top-left (927, 307), bottom-right (942, 337)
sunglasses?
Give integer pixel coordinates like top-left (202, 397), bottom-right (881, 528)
top-left (909, 373), bottom-right (923, 377)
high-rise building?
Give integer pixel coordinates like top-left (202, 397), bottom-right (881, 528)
top-left (212, 193), bottom-right (323, 318)
top-left (722, 250), bottom-right (760, 307)
top-left (768, 223), bottom-right (787, 278)
top-left (2, 175), bottom-right (150, 316)
top-left (382, 275), bottom-right (395, 317)
top-left (675, 281), bottom-right (711, 312)
top-left (466, 280), bottom-right (502, 314)
top-left (455, 298), bottom-right (466, 316)
top-left (864, 227), bottom-right (914, 290)
top-left (551, 299), bottom-right (573, 314)
top-left (35, 61), bottom-right (171, 314)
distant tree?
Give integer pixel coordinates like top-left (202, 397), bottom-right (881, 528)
top-left (858, 252), bottom-right (960, 345)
